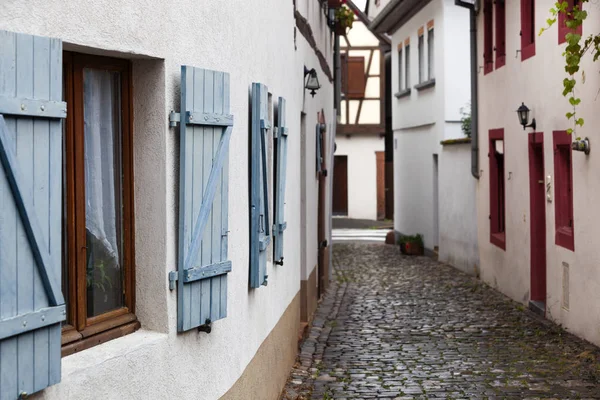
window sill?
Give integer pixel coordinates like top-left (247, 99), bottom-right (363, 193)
top-left (414, 79), bottom-right (435, 91)
top-left (394, 88), bottom-right (411, 99)
top-left (490, 232), bottom-right (506, 250)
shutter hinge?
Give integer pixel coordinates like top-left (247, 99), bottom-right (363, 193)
top-left (168, 271), bottom-right (178, 290)
top-left (169, 111), bottom-right (181, 127)
top-left (273, 127), bottom-right (278, 138)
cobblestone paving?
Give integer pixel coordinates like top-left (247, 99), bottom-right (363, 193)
top-left (281, 243), bottom-right (600, 400)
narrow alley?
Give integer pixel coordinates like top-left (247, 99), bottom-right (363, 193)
top-left (282, 243), bottom-right (600, 399)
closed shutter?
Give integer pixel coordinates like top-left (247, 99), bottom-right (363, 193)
top-left (249, 83), bottom-right (270, 288)
top-left (175, 66), bottom-right (233, 332)
top-left (0, 30), bottom-right (66, 399)
top-left (316, 123), bottom-right (323, 174)
top-left (347, 57), bottom-right (365, 99)
top-left (273, 97), bottom-right (288, 265)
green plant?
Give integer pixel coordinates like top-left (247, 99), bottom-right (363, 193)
top-left (335, 5), bottom-right (354, 30)
top-left (398, 233), bottom-right (424, 247)
top-left (540, 1), bottom-right (599, 136)
top-left (460, 103), bottom-right (471, 138)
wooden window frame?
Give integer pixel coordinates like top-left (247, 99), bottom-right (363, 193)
top-left (427, 26), bottom-right (435, 80)
top-left (521, 0), bottom-right (536, 61)
top-left (483, 0), bottom-right (494, 74)
top-left (495, 0), bottom-right (506, 69)
top-left (489, 128), bottom-right (506, 250)
top-left (553, 130), bottom-right (575, 251)
top-left (398, 46), bottom-right (403, 91)
top-left (62, 52), bottom-right (138, 356)
top-left (346, 56), bottom-right (366, 99)
top-left (417, 30), bottom-right (425, 83)
top-left (558, 0), bottom-right (582, 45)
top-left (405, 42), bottom-right (411, 88)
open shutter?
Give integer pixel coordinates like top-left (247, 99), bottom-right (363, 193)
top-left (0, 30), bottom-right (66, 399)
top-left (249, 83), bottom-right (270, 288)
top-left (175, 66), bottom-right (232, 332)
top-left (316, 123), bottom-right (323, 174)
top-left (273, 97), bottom-right (288, 265)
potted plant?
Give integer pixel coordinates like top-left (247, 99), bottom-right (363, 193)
top-left (328, 0), bottom-right (345, 8)
top-left (334, 5), bottom-right (354, 35)
top-left (399, 234), bottom-right (424, 256)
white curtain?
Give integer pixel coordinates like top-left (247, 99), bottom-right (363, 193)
top-left (83, 69), bottom-right (122, 266)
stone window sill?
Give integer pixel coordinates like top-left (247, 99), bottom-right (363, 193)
top-left (394, 88), bottom-right (411, 99)
top-left (415, 79), bottom-right (436, 91)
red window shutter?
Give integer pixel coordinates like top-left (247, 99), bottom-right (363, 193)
top-left (489, 129), bottom-right (506, 250)
top-left (553, 130), bottom-right (575, 251)
top-left (495, 0), bottom-right (506, 68)
top-left (520, 0), bottom-right (536, 61)
top-left (346, 56), bottom-right (366, 99)
top-left (558, 0), bottom-right (583, 44)
top-left (483, 0), bottom-right (494, 74)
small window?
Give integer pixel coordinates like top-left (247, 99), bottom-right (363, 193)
top-left (62, 52), bottom-right (138, 355)
top-left (398, 47), bottom-right (404, 90)
top-left (418, 31), bottom-right (425, 83)
top-left (346, 56), bottom-right (366, 99)
top-left (427, 27), bottom-right (434, 80)
top-left (495, 0), bottom-right (506, 68)
top-left (558, 0), bottom-right (582, 44)
top-left (553, 131), bottom-right (574, 251)
top-left (405, 43), bottom-right (411, 88)
top-left (483, 0), bottom-right (494, 74)
top-left (489, 129), bottom-right (506, 250)
top-left (521, 0), bottom-right (536, 61)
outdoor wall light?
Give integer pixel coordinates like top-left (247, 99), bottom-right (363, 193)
top-left (517, 102), bottom-right (536, 131)
top-left (304, 67), bottom-right (321, 97)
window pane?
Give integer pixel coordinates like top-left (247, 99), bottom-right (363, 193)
top-left (428, 29), bottom-right (434, 80)
top-left (418, 35), bottom-right (424, 83)
top-left (398, 49), bottom-right (403, 90)
top-left (405, 45), bottom-right (410, 87)
top-left (83, 68), bottom-right (125, 318)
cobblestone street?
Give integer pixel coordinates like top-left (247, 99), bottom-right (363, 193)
top-left (282, 243), bottom-right (600, 399)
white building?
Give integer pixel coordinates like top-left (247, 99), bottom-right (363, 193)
top-left (333, 1), bottom-right (390, 221)
top-left (370, 0), bottom-right (479, 272)
top-left (469, 0), bottom-right (600, 347)
top-left (0, 1), bottom-right (336, 399)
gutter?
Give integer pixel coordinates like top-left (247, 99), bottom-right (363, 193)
top-left (455, 0), bottom-right (480, 179)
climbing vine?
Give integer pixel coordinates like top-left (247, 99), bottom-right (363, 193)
top-left (540, 1), bottom-right (600, 136)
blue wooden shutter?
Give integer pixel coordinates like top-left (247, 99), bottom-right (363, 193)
top-left (0, 30), bottom-right (66, 399)
top-left (176, 66), bottom-right (232, 332)
top-left (273, 97), bottom-right (288, 265)
top-left (316, 123), bottom-right (323, 174)
top-left (249, 83), bottom-right (270, 288)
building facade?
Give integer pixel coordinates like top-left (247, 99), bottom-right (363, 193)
top-left (0, 1), bottom-right (336, 399)
top-left (371, 0), bottom-right (479, 272)
top-left (333, 2), bottom-right (390, 221)
top-left (473, 0), bottom-right (600, 347)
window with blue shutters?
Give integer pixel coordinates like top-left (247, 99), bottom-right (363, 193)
top-left (273, 97), bottom-right (288, 266)
top-left (170, 66), bottom-right (233, 333)
top-left (249, 83), bottom-right (271, 288)
top-left (0, 29), bottom-right (66, 399)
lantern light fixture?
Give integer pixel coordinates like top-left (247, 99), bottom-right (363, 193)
top-left (517, 102), bottom-right (536, 131)
top-left (304, 67), bottom-right (321, 98)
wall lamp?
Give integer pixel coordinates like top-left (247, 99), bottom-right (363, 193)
top-left (517, 102), bottom-right (536, 131)
top-left (304, 67), bottom-right (321, 97)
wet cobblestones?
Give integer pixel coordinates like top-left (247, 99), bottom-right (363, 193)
top-left (281, 243), bottom-right (600, 399)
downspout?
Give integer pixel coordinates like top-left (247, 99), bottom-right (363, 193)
top-left (455, 0), bottom-right (480, 179)
top-left (334, 34), bottom-right (341, 119)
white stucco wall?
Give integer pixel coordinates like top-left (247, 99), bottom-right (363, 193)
top-left (335, 134), bottom-right (385, 220)
top-left (0, 0), bottom-right (334, 398)
top-left (476, 0), bottom-right (600, 346)
top-left (391, 0), bottom-right (471, 253)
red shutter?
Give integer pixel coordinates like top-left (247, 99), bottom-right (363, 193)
top-left (495, 0), bottom-right (506, 68)
top-left (483, 0), bottom-right (494, 74)
top-left (553, 130), bottom-right (575, 251)
top-left (520, 0), bottom-right (536, 61)
top-left (346, 57), bottom-right (366, 99)
top-left (489, 128), bottom-right (506, 250)
top-left (558, 0), bottom-right (583, 44)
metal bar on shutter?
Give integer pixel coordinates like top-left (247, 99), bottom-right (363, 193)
top-left (273, 97), bottom-right (288, 265)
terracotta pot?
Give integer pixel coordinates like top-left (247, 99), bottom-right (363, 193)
top-left (334, 23), bottom-right (347, 35)
top-left (400, 242), bottom-right (424, 256)
top-left (328, 0), bottom-right (344, 8)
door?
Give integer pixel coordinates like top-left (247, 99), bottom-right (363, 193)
top-left (433, 154), bottom-right (439, 248)
top-left (333, 155), bottom-right (348, 216)
top-left (317, 113), bottom-right (329, 297)
top-left (529, 132), bottom-right (546, 313)
top-left (376, 151), bottom-right (385, 220)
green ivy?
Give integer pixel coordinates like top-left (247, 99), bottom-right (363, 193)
top-left (540, 1), bottom-right (599, 136)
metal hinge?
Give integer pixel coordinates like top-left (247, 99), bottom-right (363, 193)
top-left (169, 111), bottom-right (181, 127)
top-left (168, 271), bottom-right (178, 290)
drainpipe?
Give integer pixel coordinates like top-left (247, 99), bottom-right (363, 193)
top-left (334, 34), bottom-right (341, 119)
top-left (455, 0), bottom-right (480, 179)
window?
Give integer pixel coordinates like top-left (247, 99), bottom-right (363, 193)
top-left (62, 52), bottom-right (138, 355)
top-left (558, 0), bottom-right (582, 44)
top-left (553, 130), bottom-right (574, 251)
top-left (418, 29), bottom-right (425, 83)
top-left (483, 0), bottom-right (493, 74)
top-left (398, 46), bottom-right (403, 90)
top-left (405, 42), bottom-right (411, 88)
top-left (489, 129), bottom-right (506, 250)
top-left (346, 56), bottom-right (366, 99)
top-left (341, 52), bottom-right (348, 97)
top-left (427, 26), bottom-right (434, 80)
top-left (495, 0), bottom-right (506, 68)
top-left (521, 0), bottom-right (536, 61)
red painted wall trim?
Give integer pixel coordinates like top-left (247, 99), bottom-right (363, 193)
top-left (553, 130), bottom-right (575, 251)
top-left (558, 0), bottom-right (583, 45)
top-left (495, 0), bottom-right (506, 69)
top-left (489, 128), bottom-right (506, 250)
top-left (521, 0), bottom-right (536, 61)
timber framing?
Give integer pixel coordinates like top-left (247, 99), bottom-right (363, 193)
top-left (294, 10), bottom-right (334, 82)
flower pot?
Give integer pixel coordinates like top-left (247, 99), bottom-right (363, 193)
top-left (334, 23), bottom-right (347, 35)
top-left (328, 0), bottom-right (344, 8)
top-left (400, 242), bottom-right (424, 256)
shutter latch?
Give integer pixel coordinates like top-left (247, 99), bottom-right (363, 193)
top-left (168, 271), bottom-right (178, 290)
top-left (198, 319), bottom-right (212, 334)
